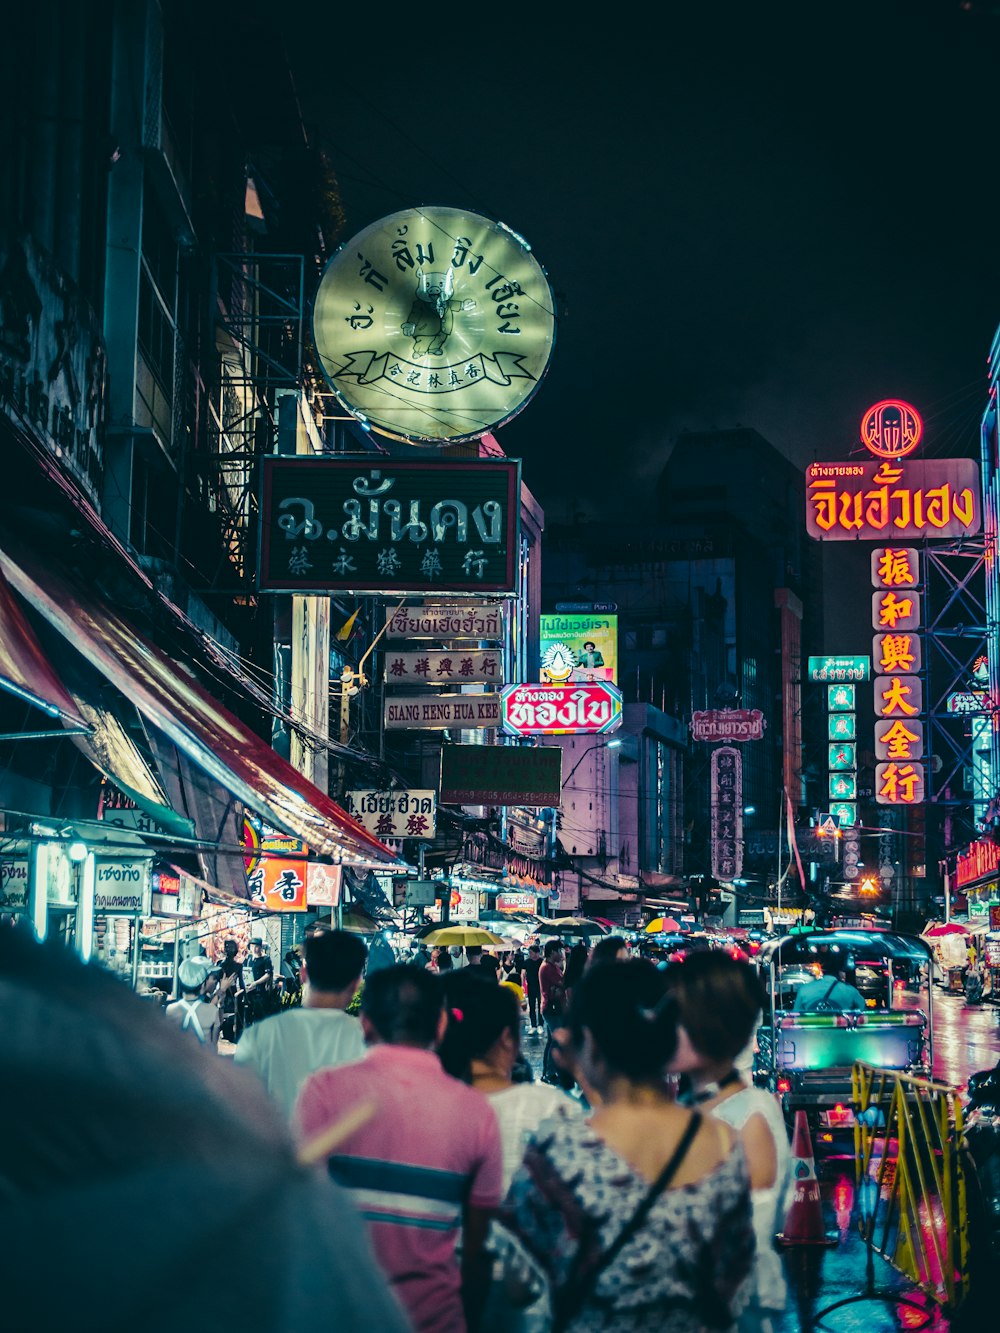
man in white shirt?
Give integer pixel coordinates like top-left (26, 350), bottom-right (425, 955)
top-left (234, 929), bottom-right (367, 1118)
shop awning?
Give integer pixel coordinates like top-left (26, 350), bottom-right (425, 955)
top-left (0, 563), bottom-right (89, 730)
top-left (0, 540), bottom-right (399, 867)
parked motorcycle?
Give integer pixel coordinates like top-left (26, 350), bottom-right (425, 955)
top-left (966, 969), bottom-right (985, 1005)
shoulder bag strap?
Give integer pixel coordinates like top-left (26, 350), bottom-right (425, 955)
top-left (554, 1112), bottom-right (703, 1332)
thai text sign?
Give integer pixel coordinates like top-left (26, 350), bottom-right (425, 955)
top-left (807, 656), bottom-right (870, 683)
top-left (259, 458), bottom-right (520, 594)
top-left (94, 858), bottom-right (152, 915)
top-left (384, 693), bottom-right (501, 730)
top-left (0, 856), bottom-right (29, 910)
top-left (385, 603), bottom-right (505, 639)
top-left (956, 838), bottom-right (1000, 890)
top-left (497, 891), bottom-right (537, 913)
top-left (242, 817), bottom-right (308, 912)
top-left (947, 691), bottom-right (988, 714)
top-left (500, 683), bottom-right (623, 736)
top-left (385, 649), bottom-right (502, 686)
top-left (343, 789), bottom-right (437, 840)
top-left (690, 709), bottom-right (765, 741)
top-left (711, 746), bottom-right (743, 881)
top-left (311, 206), bottom-right (555, 443)
top-left (539, 614), bottom-right (618, 685)
top-left (440, 744), bottom-right (562, 806)
top-left (805, 459), bottom-right (980, 541)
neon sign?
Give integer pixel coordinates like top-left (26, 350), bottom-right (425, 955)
top-left (806, 459), bottom-right (980, 541)
top-left (860, 400), bottom-right (923, 460)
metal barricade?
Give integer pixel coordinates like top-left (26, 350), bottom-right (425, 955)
top-left (852, 1061), bottom-right (970, 1311)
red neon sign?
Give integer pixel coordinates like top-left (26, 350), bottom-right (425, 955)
top-left (861, 399), bottom-right (923, 460)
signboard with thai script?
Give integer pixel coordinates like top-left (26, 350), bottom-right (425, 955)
top-left (384, 650), bottom-right (502, 686)
top-left (0, 854), bottom-right (29, 910)
top-left (384, 693), bottom-right (501, 730)
top-left (710, 746), bottom-right (743, 881)
top-left (805, 459), bottom-right (980, 541)
top-left (449, 886), bottom-right (480, 922)
top-left (500, 683), bottom-right (623, 736)
top-left (259, 458), bottom-right (520, 594)
top-left (956, 838), bottom-right (1000, 890)
top-left (440, 744), bottom-right (562, 807)
top-left (690, 708), bottom-right (766, 741)
top-left (539, 614), bottom-right (618, 685)
top-left (947, 691), bottom-right (988, 714)
top-left (311, 206), bottom-right (555, 443)
top-left (242, 816), bottom-right (309, 912)
top-left (94, 857), bottom-right (152, 915)
top-left (807, 656), bottom-right (870, 683)
top-left (385, 602), bottom-right (505, 640)
top-left (343, 789), bottom-right (437, 840)
top-left (497, 891), bottom-right (537, 913)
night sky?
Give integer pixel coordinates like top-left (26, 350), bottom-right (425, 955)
top-left (284, 2), bottom-right (998, 537)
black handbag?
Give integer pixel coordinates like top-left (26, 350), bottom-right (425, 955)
top-left (552, 1112), bottom-right (703, 1333)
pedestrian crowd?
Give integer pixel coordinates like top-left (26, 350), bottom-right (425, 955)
top-left (2, 923), bottom-right (793, 1333)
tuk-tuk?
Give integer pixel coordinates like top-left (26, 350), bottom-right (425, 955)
top-left (753, 928), bottom-right (934, 1134)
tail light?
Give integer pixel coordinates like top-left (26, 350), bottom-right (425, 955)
top-left (777, 1077), bottom-right (791, 1094)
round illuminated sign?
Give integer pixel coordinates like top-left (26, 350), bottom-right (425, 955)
top-left (312, 207), bottom-right (555, 444)
top-left (860, 399), bottom-right (923, 459)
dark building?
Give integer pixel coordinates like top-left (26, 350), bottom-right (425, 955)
top-left (542, 427), bottom-right (825, 919)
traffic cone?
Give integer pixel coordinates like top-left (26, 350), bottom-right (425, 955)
top-left (776, 1111), bottom-right (838, 1248)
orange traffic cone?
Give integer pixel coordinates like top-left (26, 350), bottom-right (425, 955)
top-left (776, 1111), bottom-right (838, 1248)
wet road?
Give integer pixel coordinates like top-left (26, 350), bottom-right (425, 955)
top-left (930, 986), bottom-right (1000, 1087)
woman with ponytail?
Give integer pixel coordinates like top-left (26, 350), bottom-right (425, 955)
top-left (500, 960), bottom-right (754, 1331)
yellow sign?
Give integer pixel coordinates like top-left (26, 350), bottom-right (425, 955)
top-left (312, 207), bottom-right (555, 443)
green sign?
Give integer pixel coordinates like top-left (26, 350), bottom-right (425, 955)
top-left (827, 684), bottom-right (856, 711)
top-left (828, 714), bottom-right (857, 741)
top-left (829, 773), bottom-right (857, 800)
top-left (259, 456), bottom-right (520, 594)
top-left (829, 801), bottom-right (857, 827)
top-left (828, 742), bottom-right (857, 771)
top-left (809, 656), bottom-right (870, 683)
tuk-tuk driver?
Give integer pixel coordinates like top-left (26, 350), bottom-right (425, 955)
top-left (794, 953), bottom-right (867, 1013)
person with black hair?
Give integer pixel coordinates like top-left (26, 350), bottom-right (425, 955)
top-left (234, 930), bottom-right (367, 1119)
top-left (562, 940), bottom-right (589, 999)
top-left (539, 940), bottom-right (569, 1086)
top-left (666, 951), bottom-right (790, 1332)
top-left (502, 960), bottom-right (754, 1331)
top-left (520, 944), bottom-right (543, 1034)
top-left (296, 965), bottom-right (503, 1333)
top-left (588, 935), bottom-right (629, 969)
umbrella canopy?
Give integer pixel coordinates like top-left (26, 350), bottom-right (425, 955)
top-left (339, 906), bottom-right (381, 935)
top-left (646, 916), bottom-right (682, 934)
top-left (539, 917), bottom-right (608, 938)
top-left (921, 922), bottom-right (971, 938)
top-left (421, 925), bottom-right (507, 947)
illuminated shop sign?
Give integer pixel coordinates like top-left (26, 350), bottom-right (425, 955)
top-left (956, 838), bottom-right (1000, 890)
top-left (828, 743), bottom-right (857, 770)
top-left (875, 762), bottom-right (925, 806)
top-left (827, 684), bottom-right (856, 711)
top-left (539, 615), bottom-right (618, 685)
top-left (808, 656), bottom-right (870, 683)
top-left (829, 713), bottom-right (857, 740)
top-left (690, 708), bottom-right (766, 741)
top-left (710, 746), bottom-right (743, 881)
top-left (874, 674), bottom-right (923, 718)
top-left (311, 206), bottom-right (556, 443)
top-left (875, 718), bottom-right (924, 763)
top-left (860, 400), bottom-right (923, 460)
top-left (259, 457), bottom-right (520, 594)
top-left (872, 588), bottom-right (920, 632)
top-left (947, 691), bottom-right (988, 714)
top-left (873, 632), bottom-right (921, 674)
top-left (871, 547), bottom-right (918, 588)
top-left (500, 682), bottom-right (623, 736)
top-left (805, 459), bottom-right (980, 541)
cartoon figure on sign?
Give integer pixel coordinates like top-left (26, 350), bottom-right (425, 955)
top-left (540, 642), bottom-right (576, 684)
top-left (400, 270), bottom-right (476, 357)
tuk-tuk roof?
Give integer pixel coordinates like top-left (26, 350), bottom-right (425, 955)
top-left (757, 928), bottom-right (933, 966)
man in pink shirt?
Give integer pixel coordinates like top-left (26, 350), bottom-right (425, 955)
top-left (296, 964), bottom-right (503, 1332)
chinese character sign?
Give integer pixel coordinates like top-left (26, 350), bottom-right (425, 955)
top-left (311, 206), bottom-right (556, 443)
top-left (710, 746), bottom-right (743, 881)
top-left (875, 718), bottom-right (924, 763)
top-left (343, 790), bottom-right (437, 840)
top-left (871, 547), bottom-right (919, 589)
top-left (872, 545), bottom-right (925, 808)
top-left (873, 632), bottom-right (921, 674)
top-left (384, 650), bottom-right (502, 686)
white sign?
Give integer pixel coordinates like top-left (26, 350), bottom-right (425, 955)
top-left (344, 789), bottom-right (438, 839)
top-left (0, 858), bottom-right (29, 910)
top-left (384, 694), bottom-right (501, 730)
top-left (306, 863), bottom-right (343, 908)
top-left (385, 603), bottom-right (505, 640)
top-left (450, 887), bottom-right (479, 921)
top-left (384, 650), bottom-right (503, 687)
top-left (94, 858), bottom-right (152, 915)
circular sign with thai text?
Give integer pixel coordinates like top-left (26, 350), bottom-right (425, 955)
top-left (312, 207), bottom-right (556, 444)
top-left (860, 399), bottom-right (923, 459)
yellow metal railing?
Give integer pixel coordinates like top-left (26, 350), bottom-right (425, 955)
top-left (852, 1061), bottom-right (969, 1311)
